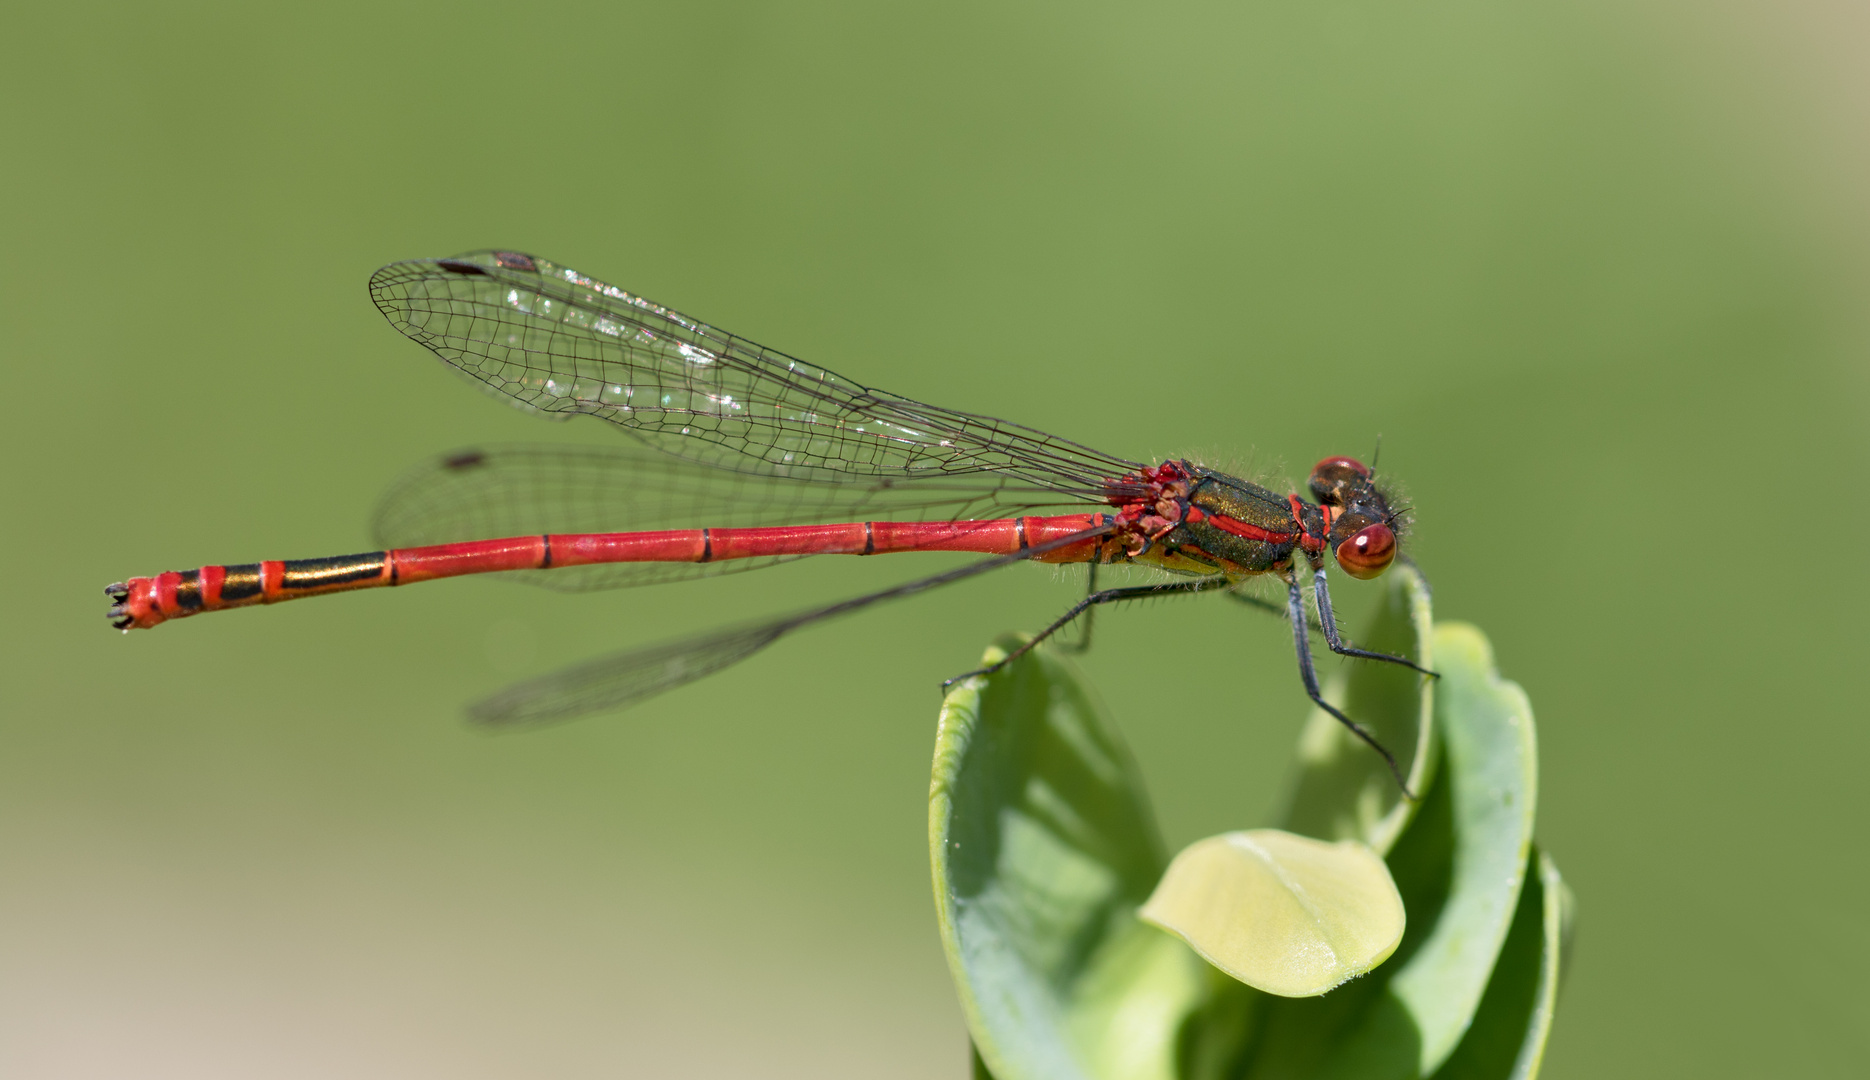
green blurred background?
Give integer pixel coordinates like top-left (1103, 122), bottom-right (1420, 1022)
top-left (3, 1), bottom-right (1864, 1075)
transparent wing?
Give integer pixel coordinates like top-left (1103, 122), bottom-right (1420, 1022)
top-left (468, 620), bottom-right (787, 726)
top-left (371, 442), bottom-right (1095, 591)
top-left (368, 251), bottom-right (1139, 494)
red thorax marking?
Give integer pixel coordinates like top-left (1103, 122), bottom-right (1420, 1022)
top-left (1288, 494), bottom-right (1327, 555)
top-left (1190, 504), bottom-right (1298, 544)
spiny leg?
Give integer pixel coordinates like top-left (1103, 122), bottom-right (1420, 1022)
top-left (1311, 565), bottom-right (1436, 677)
top-left (942, 576), bottom-right (1231, 691)
top-left (1287, 573), bottom-right (1415, 799)
top-left (1228, 588), bottom-right (1316, 626)
top-left (1228, 586), bottom-right (1336, 640)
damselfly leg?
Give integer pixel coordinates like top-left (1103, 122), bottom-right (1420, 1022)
top-left (1286, 572), bottom-right (1415, 798)
top-left (1227, 589), bottom-right (1294, 622)
top-left (1310, 565), bottom-right (1437, 678)
top-left (941, 576), bottom-right (1235, 690)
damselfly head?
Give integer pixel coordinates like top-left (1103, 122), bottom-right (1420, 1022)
top-left (1311, 456), bottom-right (1404, 579)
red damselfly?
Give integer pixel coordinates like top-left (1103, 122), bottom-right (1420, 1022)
top-left (106, 251), bottom-right (1433, 792)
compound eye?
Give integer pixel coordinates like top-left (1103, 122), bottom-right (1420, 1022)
top-left (1309, 456), bottom-right (1373, 505)
top-left (1311, 455), bottom-right (1371, 481)
top-left (1335, 522), bottom-right (1396, 579)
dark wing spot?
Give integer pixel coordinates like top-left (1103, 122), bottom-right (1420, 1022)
top-left (493, 252), bottom-right (537, 271)
top-left (443, 451), bottom-right (487, 470)
top-left (435, 259), bottom-right (488, 276)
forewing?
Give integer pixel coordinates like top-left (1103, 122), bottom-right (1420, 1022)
top-left (367, 251), bottom-right (1137, 493)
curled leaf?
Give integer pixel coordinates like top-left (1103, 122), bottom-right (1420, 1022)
top-left (1429, 846), bottom-right (1569, 1079)
top-left (1240, 620), bottom-right (1544, 1079)
top-left (931, 635), bottom-right (1204, 1080)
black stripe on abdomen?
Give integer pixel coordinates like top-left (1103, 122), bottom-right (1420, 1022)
top-left (220, 564), bottom-right (263, 602)
top-left (280, 552), bottom-right (387, 591)
top-left (174, 569), bottom-right (203, 611)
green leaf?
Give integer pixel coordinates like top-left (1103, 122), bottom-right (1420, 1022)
top-left (1139, 829), bottom-right (1406, 997)
top-left (932, 596), bottom-right (1566, 1080)
top-left (1280, 562), bottom-right (1437, 856)
top-left (971, 1042), bottom-right (994, 1079)
top-left (1430, 847), bottom-right (1569, 1080)
top-left (1384, 624), bottom-right (1541, 1069)
top-left (931, 635), bottom-right (1205, 1080)
top-left (1238, 620), bottom-right (1540, 1079)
